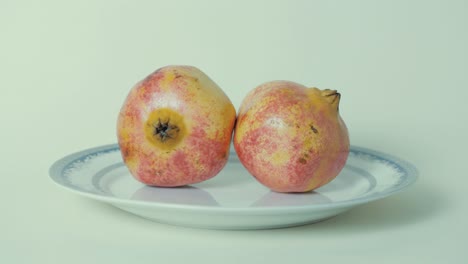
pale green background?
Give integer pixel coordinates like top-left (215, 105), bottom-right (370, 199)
top-left (1, 0), bottom-right (467, 263)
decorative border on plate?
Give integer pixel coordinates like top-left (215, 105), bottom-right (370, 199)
top-left (55, 144), bottom-right (416, 195)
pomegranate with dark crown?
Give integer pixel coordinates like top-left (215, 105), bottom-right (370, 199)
top-left (117, 65), bottom-right (236, 187)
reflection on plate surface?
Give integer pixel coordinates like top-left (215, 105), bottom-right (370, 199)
top-left (251, 191), bottom-right (332, 207)
top-left (50, 144), bottom-right (417, 229)
top-left (131, 186), bottom-right (219, 206)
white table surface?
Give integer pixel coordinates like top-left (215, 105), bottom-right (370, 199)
top-left (1, 0), bottom-right (467, 263)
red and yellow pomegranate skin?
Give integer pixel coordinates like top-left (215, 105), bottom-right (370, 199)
top-left (234, 81), bottom-right (349, 193)
top-left (117, 65), bottom-right (236, 187)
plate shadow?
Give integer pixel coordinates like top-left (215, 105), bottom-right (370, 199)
top-left (269, 181), bottom-right (448, 235)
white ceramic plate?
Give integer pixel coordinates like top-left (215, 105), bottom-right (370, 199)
top-left (49, 144), bottom-right (417, 230)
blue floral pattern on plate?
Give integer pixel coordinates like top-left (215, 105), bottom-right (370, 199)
top-left (50, 144), bottom-right (418, 229)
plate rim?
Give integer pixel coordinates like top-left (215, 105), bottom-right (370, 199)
top-left (49, 143), bottom-right (418, 214)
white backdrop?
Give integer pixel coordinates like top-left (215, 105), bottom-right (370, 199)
top-left (1, 0), bottom-right (467, 263)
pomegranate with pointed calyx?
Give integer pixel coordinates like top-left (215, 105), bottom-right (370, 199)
top-left (234, 81), bottom-right (349, 193)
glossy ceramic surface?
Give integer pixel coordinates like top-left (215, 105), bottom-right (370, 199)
top-left (49, 144), bottom-right (417, 229)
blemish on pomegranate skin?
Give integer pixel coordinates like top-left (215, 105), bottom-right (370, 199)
top-left (310, 125), bottom-right (319, 134)
top-left (298, 157), bottom-right (307, 164)
top-left (174, 70), bottom-right (182, 79)
top-left (122, 147), bottom-right (131, 160)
